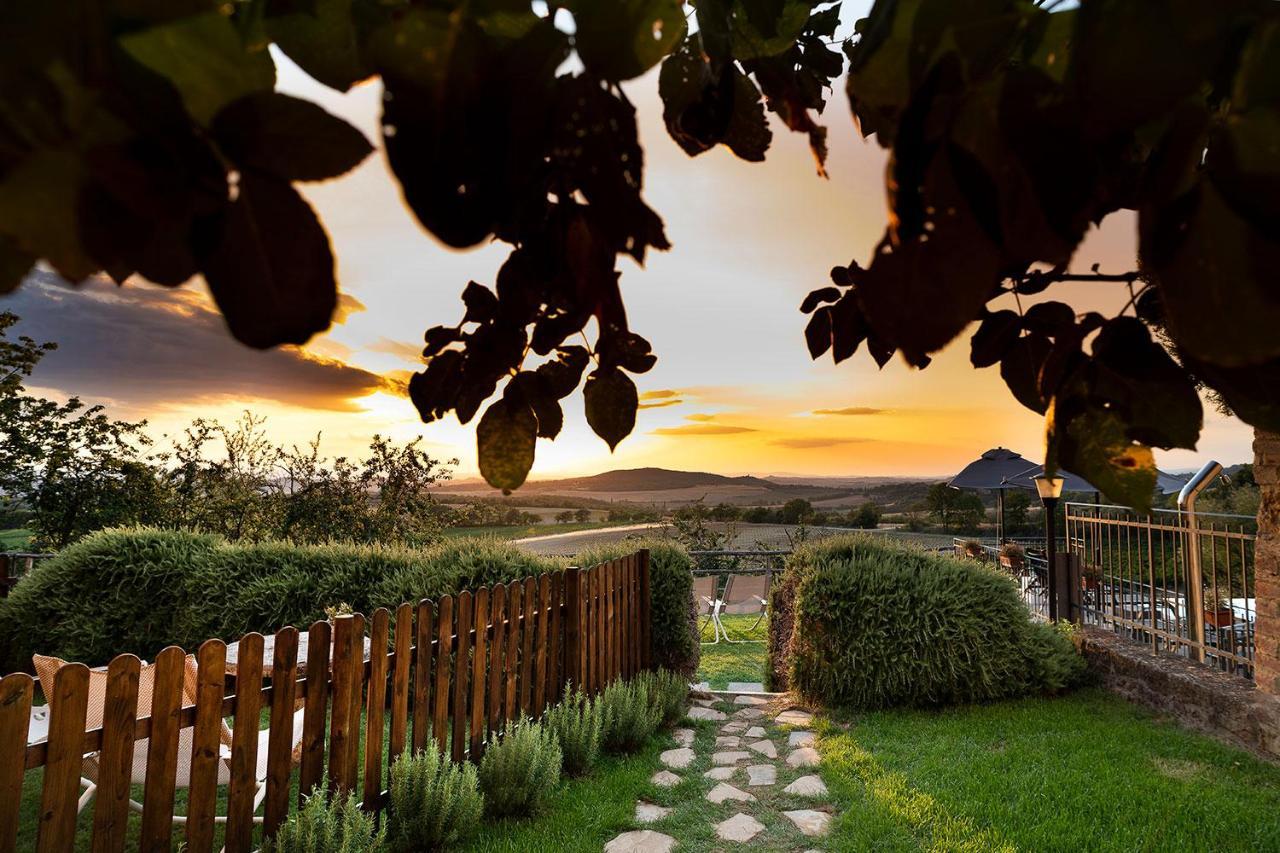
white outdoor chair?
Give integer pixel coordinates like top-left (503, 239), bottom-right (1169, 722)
top-left (719, 574), bottom-right (769, 643)
top-left (694, 575), bottom-right (726, 645)
top-left (33, 653), bottom-right (306, 829)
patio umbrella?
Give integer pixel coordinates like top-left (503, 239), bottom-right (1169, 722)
top-left (1007, 464), bottom-right (1188, 496)
top-left (947, 448), bottom-right (1038, 541)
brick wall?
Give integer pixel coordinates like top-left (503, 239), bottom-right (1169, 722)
top-left (1255, 429), bottom-right (1280, 696)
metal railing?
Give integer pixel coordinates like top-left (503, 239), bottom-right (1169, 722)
top-left (1064, 499), bottom-right (1256, 677)
top-left (952, 538), bottom-right (1051, 620)
top-left (0, 552), bottom-right (53, 597)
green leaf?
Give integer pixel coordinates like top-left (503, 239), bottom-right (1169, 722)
top-left (731, 0), bottom-right (812, 60)
top-left (0, 234), bottom-right (34, 293)
top-left (266, 0), bottom-right (369, 92)
top-left (583, 367), bottom-right (638, 451)
top-left (1047, 396), bottom-right (1156, 513)
top-left (121, 11), bottom-right (276, 125)
top-left (477, 398), bottom-right (537, 493)
top-left (0, 150), bottom-right (98, 281)
top-left (659, 39), bottom-right (771, 162)
top-left (571, 0), bottom-right (687, 81)
top-left (211, 91), bottom-right (373, 182)
top-left (193, 172), bottom-right (336, 348)
top-left (110, 0), bottom-right (219, 23)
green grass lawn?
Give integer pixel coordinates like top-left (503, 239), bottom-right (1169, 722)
top-left (695, 613), bottom-right (769, 689)
top-left (438, 521), bottom-right (623, 541)
top-left (0, 527), bottom-right (32, 549)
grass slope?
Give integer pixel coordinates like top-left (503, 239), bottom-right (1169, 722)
top-left (695, 613), bottom-right (768, 689)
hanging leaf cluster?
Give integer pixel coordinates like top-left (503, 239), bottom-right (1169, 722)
top-left (803, 0), bottom-right (1280, 510)
top-left (0, 0), bottom-right (847, 493)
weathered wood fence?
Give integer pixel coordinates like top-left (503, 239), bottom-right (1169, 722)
top-left (0, 550), bottom-right (652, 852)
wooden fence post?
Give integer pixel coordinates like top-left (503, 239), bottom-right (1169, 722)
top-left (469, 588), bottom-right (488, 760)
top-left (264, 629), bottom-right (299, 842)
top-left (141, 646), bottom-right (186, 853)
top-left (363, 611), bottom-right (389, 811)
top-left (413, 600), bottom-right (434, 752)
top-left (328, 616), bottom-right (361, 796)
top-left (564, 568), bottom-right (582, 694)
top-left (452, 592), bottom-right (473, 763)
top-left (186, 642), bottom-right (226, 853)
top-left (93, 654), bottom-right (140, 853)
top-left (0, 673), bottom-right (32, 853)
top-left (639, 548), bottom-right (652, 672)
top-left (224, 636), bottom-right (263, 853)
top-left (36, 663), bottom-right (88, 853)
top-left (299, 621), bottom-right (331, 803)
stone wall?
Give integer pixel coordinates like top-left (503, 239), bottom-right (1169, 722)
top-left (1075, 627), bottom-right (1280, 761)
top-left (1254, 428), bottom-right (1280, 697)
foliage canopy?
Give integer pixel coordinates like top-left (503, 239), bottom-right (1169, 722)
top-left (3, 0), bottom-right (1277, 508)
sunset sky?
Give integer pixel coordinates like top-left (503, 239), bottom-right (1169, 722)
top-left (7, 5), bottom-right (1255, 481)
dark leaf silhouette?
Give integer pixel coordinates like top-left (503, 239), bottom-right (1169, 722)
top-left (477, 398), bottom-right (537, 493)
top-left (584, 367), bottom-right (638, 451)
top-left (212, 92), bottom-right (373, 182)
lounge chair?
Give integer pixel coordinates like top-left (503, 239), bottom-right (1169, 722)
top-left (719, 573), bottom-right (769, 643)
top-left (693, 575), bottom-right (726, 645)
top-left (32, 652), bottom-right (306, 827)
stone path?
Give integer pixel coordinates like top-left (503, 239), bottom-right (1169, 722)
top-left (604, 687), bottom-right (835, 851)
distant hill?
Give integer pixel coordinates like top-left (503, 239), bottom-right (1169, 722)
top-left (524, 467), bottom-right (779, 493)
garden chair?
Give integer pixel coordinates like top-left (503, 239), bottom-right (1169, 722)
top-left (719, 573), bottom-right (769, 643)
top-left (32, 653), bottom-right (306, 828)
top-left (693, 575), bottom-right (726, 645)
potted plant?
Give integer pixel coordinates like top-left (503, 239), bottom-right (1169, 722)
top-left (1204, 594), bottom-right (1235, 628)
top-left (998, 542), bottom-right (1025, 572)
top-left (962, 540), bottom-right (985, 560)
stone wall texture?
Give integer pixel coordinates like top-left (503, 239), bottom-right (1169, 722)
top-left (1076, 627), bottom-right (1280, 761)
top-left (1254, 428), bottom-right (1280, 697)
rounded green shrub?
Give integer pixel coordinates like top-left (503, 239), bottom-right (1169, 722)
top-left (770, 535), bottom-right (1086, 709)
top-left (542, 685), bottom-right (604, 777)
top-left (388, 747), bottom-right (484, 851)
top-left (477, 718), bottom-right (563, 818)
top-left (600, 677), bottom-right (662, 754)
top-left (574, 538), bottom-right (699, 676)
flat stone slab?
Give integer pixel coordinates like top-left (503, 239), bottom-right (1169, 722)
top-left (635, 801), bottom-right (671, 824)
top-left (706, 782), bottom-right (756, 804)
top-left (733, 694), bottom-right (770, 706)
top-left (720, 721), bottom-right (748, 734)
top-left (784, 774), bottom-right (828, 797)
top-left (605, 829), bottom-right (677, 853)
top-left (692, 698), bottom-right (721, 709)
top-left (744, 726), bottom-right (767, 738)
top-left (716, 812), bottom-right (766, 842)
top-left (712, 750), bottom-right (752, 765)
top-left (726, 681), bottom-right (766, 692)
top-left (715, 735), bottom-right (741, 748)
top-left (660, 747), bottom-right (695, 769)
top-left (775, 709), bottom-right (814, 726)
top-left (691, 681), bottom-right (711, 692)
top-left (733, 707), bottom-right (765, 720)
top-left (786, 747), bottom-right (821, 768)
top-left (672, 728), bottom-right (695, 747)
top-left (747, 739), bottom-right (778, 759)
top-left (788, 730), bottom-right (816, 748)
top-left (783, 809), bottom-right (831, 837)
top-left (688, 706), bottom-right (727, 721)
top-left (704, 766), bottom-right (737, 781)
top-left (746, 764), bottom-right (777, 786)
top-left (650, 770), bottom-right (682, 788)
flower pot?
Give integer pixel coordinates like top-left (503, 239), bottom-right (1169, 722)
top-left (1204, 607), bottom-right (1234, 628)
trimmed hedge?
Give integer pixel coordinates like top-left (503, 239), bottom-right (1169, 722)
top-left (0, 527), bottom-right (564, 671)
top-left (573, 538), bottom-right (699, 677)
top-left (768, 535), bottom-right (1085, 709)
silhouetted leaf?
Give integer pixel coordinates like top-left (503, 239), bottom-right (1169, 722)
top-left (1048, 398), bottom-right (1157, 513)
top-left (970, 309), bottom-right (1020, 368)
top-left (829, 294), bottom-right (869, 363)
top-left (583, 367), bottom-right (637, 451)
top-left (999, 332), bottom-right (1052, 414)
top-left (477, 398), bottom-right (537, 493)
top-left (461, 281), bottom-right (499, 324)
top-left (571, 0), bottom-right (686, 81)
top-left (506, 371), bottom-right (563, 439)
top-left (805, 305), bottom-right (833, 359)
top-left (800, 287), bottom-right (840, 314)
top-left (1089, 316), bottom-right (1202, 449)
top-left (732, 0), bottom-right (810, 60)
top-left (0, 150), bottom-right (99, 281)
top-left (120, 12), bottom-right (276, 125)
top-left (112, 0), bottom-right (218, 23)
top-left (193, 172), bottom-right (336, 348)
top-left (212, 92), bottom-right (372, 182)
top-left (267, 0), bottom-right (369, 91)
top-left (408, 350), bottom-right (463, 423)
top-left (1022, 301), bottom-right (1076, 336)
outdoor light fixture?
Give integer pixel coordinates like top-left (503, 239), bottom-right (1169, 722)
top-left (1034, 474), bottom-right (1065, 620)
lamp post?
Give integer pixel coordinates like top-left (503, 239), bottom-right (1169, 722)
top-left (1035, 474), bottom-right (1065, 621)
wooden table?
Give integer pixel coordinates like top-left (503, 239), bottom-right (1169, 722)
top-left (224, 632), bottom-right (373, 679)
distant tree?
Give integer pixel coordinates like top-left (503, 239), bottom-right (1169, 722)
top-left (555, 510), bottom-right (575, 524)
top-left (709, 502), bottom-right (741, 522)
top-left (925, 484), bottom-right (962, 531)
top-left (742, 506), bottom-right (772, 524)
top-left (573, 508), bottom-right (591, 523)
top-left (1004, 491), bottom-right (1032, 531)
top-left (779, 499), bottom-right (813, 526)
top-left (853, 502), bottom-right (882, 530)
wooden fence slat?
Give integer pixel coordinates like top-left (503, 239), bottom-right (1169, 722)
top-left (224, 634), bottom-right (263, 853)
top-left (520, 578), bottom-right (536, 714)
top-left (185, 641), bottom-right (225, 853)
top-left (504, 583), bottom-right (520, 717)
top-left (563, 569), bottom-right (582, 695)
top-left (619, 557), bottom-right (630, 682)
top-left (469, 588), bottom-right (488, 759)
top-left (631, 556), bottom-right (641, 677)
top-left (363, 611), bottom-right (390, 810)
top-left (327, 617), bottom-right (360, 796)
top-left (412, 600), bottom-right (433, 752)
top-left (640, 549), bottom-right (652, 671)
top-left (594, 566), bottom-right (605, 692)
top-left (584, 567), bottom-right (595, 694)
top-left (264, 628), bottom-right (300, 840)
top-left (344, 615), bottom-right (365, 789)
top-left (90, 655), bottom-right (140, 853)
top-left (548, 572), bottom-right (562, 700)
top-left (487, 585), bottom-right (506, 737)
top-left (390, 603), bottom-right (413, 767)
top-left (608, 561), bottom-right (619, 684)
top-left (432, 597), bottom-right (453, 756)
top-left (36, 663), bottom-right (88, 853)
top-left (0, 673), bottom-right (33, 853)
top-left (534, 574), bottom-right (549, 713)
top-left (299, 620), bottom-right (331, 802)
top-left (139, 647), bottom-right (185, 853)
top-left (452, 591), bottom-right (473, 762)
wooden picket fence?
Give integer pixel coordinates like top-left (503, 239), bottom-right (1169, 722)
top-left (0, 550), bottom-right (652, 853)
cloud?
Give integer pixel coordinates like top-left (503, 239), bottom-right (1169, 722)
top-left (812, 406), bottom-right (887, 416)
top-left (640, 389), bottom-right (680, 400)
top-left (638, 399), bottom-right (683, 409)
top-left (367, 337), bottom-right (424, 362)
top-left (651, 424), bottom-right (757, 436)
top-left (771, 436), bottom-right (871, 449)
top-left (685, 413), bottom-right (718, 422)
top-left (4, 271), bottom-right (398, 413)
